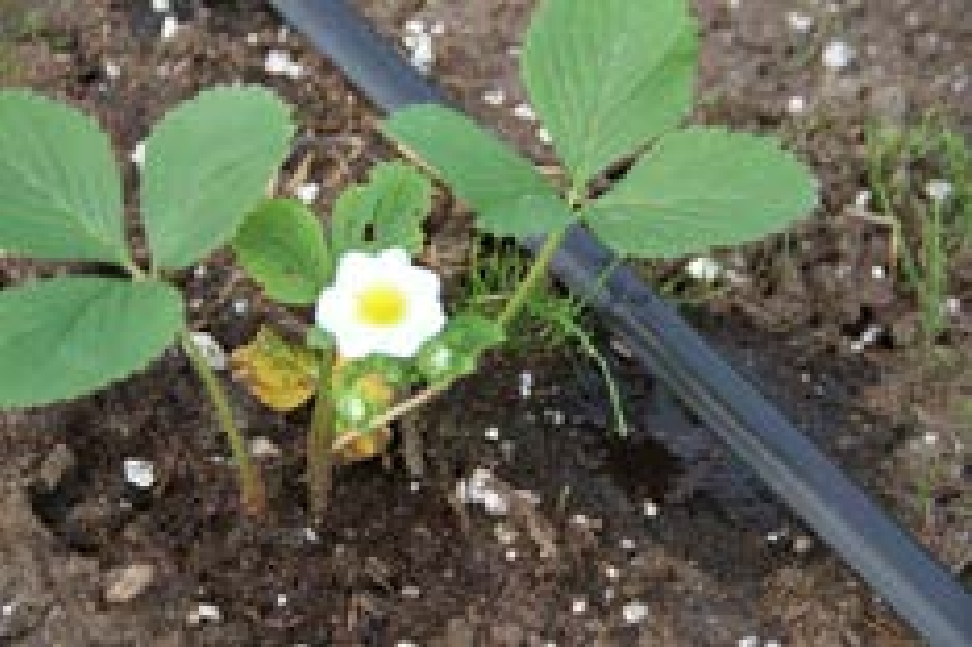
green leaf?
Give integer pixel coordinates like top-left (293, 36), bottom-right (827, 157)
top-left (383, 105), bottom-right (570, 238)
top-left (479, 193), bottom-right (576, 238)
top-left (233, 198), bottom-right (330, 305)
top-left (416, 314), bottom-right (505, 384)
top-left (329, 162), bottom-right (431, 257)
top-left (0, 277), bottom-right (183, 408)
top-left (521, 0), bottom-right (697, 184)
top-left (0, 90), bottom-right (129, 264)
top-left (584, 128), bottom-right (818, 258)
top-left (141, 86), bottom-right (294, 269)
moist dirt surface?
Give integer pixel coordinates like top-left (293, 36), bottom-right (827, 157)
top-left (1, 0), bottom-right (971, 645)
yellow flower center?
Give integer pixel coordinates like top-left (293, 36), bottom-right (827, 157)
top-left (356, 283), bottom-right (406, 326)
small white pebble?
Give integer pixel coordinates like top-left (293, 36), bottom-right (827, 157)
top-left (603, 587), bottom-right (615, 601)
top-left (250, 436), bottom-right (281, 459)
top-left (571, 597), bottom-right (587, 615)
top-left (642, 499), bottom-right (660, 518)
top-left (620, 538), bottom-right (636, 550)
top-left (295, 182), bottom-right (320, 204)
top-left (849, 324), bottom-right (881, 352)
top-left (924, 432), bottom-right (938, 446)
top-left (571, 513), bottom-right (590, 527)
top-left (786, 11), bottom-right (814, 33)
top-left (925, 179), bottom-right (953, 202)
top-left (401, 586), bottom-right (421, 598)
top-left (124, 458), bottom-right (155, 488)
top-left (404, 19), bottom-right (425, 34)
top-left (193, 264), bottom-right (207, 279)
top-left (944, 297), bottom-right (961, 316)
top-left (485, 426), bottom-right (500, 441)
top-left (871, 265), bottom-right (886, 280)
top-left (245, 32), bottom-right (260, 45)
top-left (505, 548), bottom-right (518, 562)
top-left (160, 15), bottom-right (181, 41)
top-left (264, 49), bottom-right (304, 79)
top-left (536, 127), bottom-right (552, 144)
top-left (131, 141), bottom-right (146, 169)
top-left (151, 0), bottom-right (171, 12)
top-left (513, 103), bottom-right (537, 121)
top-left (104, 61), bottom-right (121, 80)
top-left (189, 331), bottom-right (227, 371)
top-left (519, 371), bottom-right (533, 399)
top-left (737, 637), bottom-right (760, 647)
top-left (765, 641), bottom-right (782, 647)
top-left (822, 40), bottom-right (855, 70)
top-left (276, 594), bottom-right (288, 607)
top-left (686, 257), bottom-right (722, 281)
top-left (301, 527), bottom-right (320, 542)
top-left (622, 601), bottom-right (650, 624)
top-left (430, 21), bottom-right (446, 36)
top-left (395, 642), bottom-right (418, 647)
top-left (2, 603), bottom-right (16, 617)
top-left (604, 565), bottom-right (620, 579)
top-left (855, 189), bottom-right (872, 207)
top-left (766, 530), bottom-right (786, 543)
top-left (277, 26), bottom-right (290, 42)
top-left (409, 480), bottom-right (421, 493)
top-left (187, 602), bottom-right (221, 624)
top-left (232, 299), bottom-right (248, 315)
top-left (495, 524), bottom-right (518, 544)
top-left (793, 536), bottom-right (813, 553)
top-left (405, 32), bottom-right (434, 74)
top-left (786, 95), bottom-right (807, 115)
top-left (482, 89), bottom-right (506, 105)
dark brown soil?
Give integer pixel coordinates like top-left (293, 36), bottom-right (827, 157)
top-left (1, 1), bottom-right (970, 645)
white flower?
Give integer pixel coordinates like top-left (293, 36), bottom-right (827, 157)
top-left (316, 249), bottom-right (446, 360)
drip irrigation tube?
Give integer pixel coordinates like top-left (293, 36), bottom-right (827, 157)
top-left (269, 1), bottom-right (972, 644)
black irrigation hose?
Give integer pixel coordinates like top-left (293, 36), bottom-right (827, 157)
top-left (269, 1), bottom-right (972, 644)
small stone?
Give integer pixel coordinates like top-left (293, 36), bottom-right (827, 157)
top-left (105, 564), bottom-right (156, 602)
top-left (793, 536), bottom-right (813, 553)
top-left (620, 538), bottom-right (636, 550)
top-left (245, 32), bottom-right (259, 45)
top-left (925, 179), bottom-right (953, 202)
top-left (513, 103), bottom-right (536, 121)
top-left (430, 21), bottom-right (446, 36)
top-left (483, 89), bottom-right (506, 105)
top-left (604, 565), bottom-right (620, 579)
top-left (250, 436), bottom-right (281, 458)
top-left (189, 331), bottom-right (227, 371)
top-left (571, 597), bottom-right (587, 615)
top-left (409, 481), bottom-right (421, 493)
top-left (822, 40), bottom-right (855, 70)
top-left (193, 265), bottom-right (207, 279)
top-left (536, 128), bottom-right (552, 144)
top-left (405, 32), bottom-right (434, 73)
top-left (276, 594), bottom-right (288, 607)
top-left (1, 603), bottom-right (14, 617)
top-left (786, 11), bottom-right (814, 33)
top-left (404, 19), bottom-right (425, 34)
top-left (924, 432), bottom-right (938, 446)
top-left (295, 182), bottom-right (320, 204)
top-left (766, 641), bottom-right (782, 647)
top-left (737, 636), bottom-right (760, 647)
top-left (151, 0), bottom-right (171, 12)
top-left (871, 265), bottom-right (886, 280)
top-left (301, 527), bottom-right (320, 543)
top-left (622, 600), bottom-right (650, 624)
top-left (264, 49), bottom-right (304, 78)
top-left (401, 586), bottom-right (421, 598)
top-left (787, 95), bottom-right (807, 115)
top-left (686, 257), bottom-right (722, 281)
top-left (494, 524), bottom-right (518, 544)
top-left (603, 587), bottom-right (615, 601)
top-left (131, 141), bottom-right (146, 169)
top-left (124, 458), bottom-right (156, 488)
top-left (232, 299), bottom-right (248, 315)
top-left (187, 603), bottom-right (221, 624)
top-left (505, 548), bottom-right (517, 562)
top-left (519, 371), bottom-right (533, 399)
top-left (855, 189), bottom-right (872, 207)
top-left (766, 530), bottom-right (786, 543)
top-left (642, 499), bottom-right (660, 517)
top-left (38, 443), bottom-right (76, 489)
top-left (160, 15), bottom-right (180, 41)
top-left (944, 297), bottom-right (961, 316)
top-left (485, 426), bottom-right (500, 441)
top-left (395, 642), bottom-right (418, 647)
top-left (104, 61), bottom-right (121, 79)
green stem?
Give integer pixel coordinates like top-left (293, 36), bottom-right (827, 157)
top-left (498, 225), bottom-right (570, 328)
top-left (307, 350), bottom-right (336, 521)
top-left (180, 329), bottom-right (266, 517)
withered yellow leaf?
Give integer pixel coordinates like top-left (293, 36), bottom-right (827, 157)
top-left (230, 326), bottom-right (319, 412)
